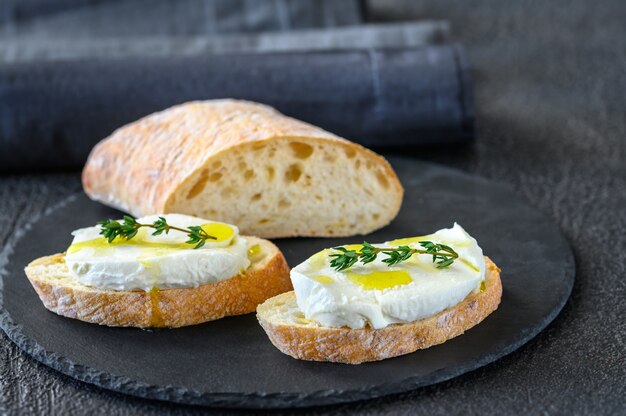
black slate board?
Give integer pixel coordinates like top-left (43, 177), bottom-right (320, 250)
top-left (0, 158), bottom-right (575, 409)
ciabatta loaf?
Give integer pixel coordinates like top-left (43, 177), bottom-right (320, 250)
top-left (257, 257), bottom-right (501, 364)
top-left (82, 100), bottom-right (403, 238)
top-left (25, 237), bottom-right (291, 328)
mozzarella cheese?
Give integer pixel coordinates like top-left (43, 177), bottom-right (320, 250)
top-left (291, 223), bottom-right (486, 329)
top-left (65, 214), bottom-right (250, 291)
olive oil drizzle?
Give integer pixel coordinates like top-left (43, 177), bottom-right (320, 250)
top-left (460, 258), bottom-right (480, 273)
top-left (347, 270), bottom-right (413, 290)
top-left (148, 287), bottom-right (164, 327)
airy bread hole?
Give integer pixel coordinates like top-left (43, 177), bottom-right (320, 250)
top-left (212, 161), bottom-right (222, 169)
top-left (279, 199), bottom-right (291, 208)
top-left (344, 147), bottom-right (357, 158)
top-left (267, 166), bottom-right (275, 180)
top-left (289, 142), bottom-right (314, 159)
top-left (376, 171), bottom-right (390, 189)
top-left (251, 193), bottom-right (262, 201)
top-left (355, 160), bottom-right (361, 169)
top-left (258, 219), bottom-right (270, 224)
top-left (373, 213), bottom-right (380, 221)
top-left (209, 172), bottom-right (223, 182)
top-left (186, 170), bottom-right (209, 199)
top-left (285, 164), bottom-right (302, 182)
top-left (244, 169), bottom-right (255, 181)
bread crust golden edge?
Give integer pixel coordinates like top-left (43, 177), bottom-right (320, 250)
top-left (24, 237), bottom-right (291, 328)
top-left (257, 257), bottom-right (502, 364)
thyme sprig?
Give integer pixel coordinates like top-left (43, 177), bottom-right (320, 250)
top-left (329, 241), bottom-right (458, 272)
top-left (98, 215), bottom-right (216, 249)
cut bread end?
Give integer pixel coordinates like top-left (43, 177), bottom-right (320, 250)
top-left (165, 137), bottom-right (404, 238)
top-left (25, 237), bottom-right (291, 328)
top-left (257, 257), bottom-right (502, 364)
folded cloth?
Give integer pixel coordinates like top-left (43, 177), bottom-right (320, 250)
top-left (0, 45), bottom-right (473, 172)
top-left (1, 0), bottom-right (362, 33)
top-left (0, 22), bottom-right (449, 61)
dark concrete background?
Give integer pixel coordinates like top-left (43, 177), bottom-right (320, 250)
top-left (1, 0), bottom-right (624, 414)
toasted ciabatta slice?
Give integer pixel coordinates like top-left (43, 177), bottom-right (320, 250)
top-left (82, 99), bottom-right (403, 238)
top-left (25, 237), bottom-right (291, 328)
top-left (257, 257), bottom-right (502, 364)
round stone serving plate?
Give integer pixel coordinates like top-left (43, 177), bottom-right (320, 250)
top-left (0, 157), bottom-right (575, 409)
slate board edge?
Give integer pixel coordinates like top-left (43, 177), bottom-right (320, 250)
top-left (0, 174), bottom-right (576, 409)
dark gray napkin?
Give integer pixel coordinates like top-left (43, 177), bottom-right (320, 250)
top-left (0, 22), bottom-right (449, 61)
top-left (1, 0), bottom-right (362, 34)
top-left (0, 0), bottom-right (473, 172)
top-left (0, 45), bottom-right (472, 171)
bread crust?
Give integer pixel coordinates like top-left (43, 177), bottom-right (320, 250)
top-left (257, 257), bottom-right (502, 364)
top-left (25, 237), bottom-right (292, 328)
top-left (81, 100), bottom-right (403, 238)
top-left (82, 100), bottom-right (401, 216)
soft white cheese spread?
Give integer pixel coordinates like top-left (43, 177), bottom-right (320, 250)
top-left (290, 223), bottom-right (486, 329)
top-left (65, 214), bottom-right (250, 291)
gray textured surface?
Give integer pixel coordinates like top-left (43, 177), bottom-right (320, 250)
top-left (0, 0), bottom-right (625, 414)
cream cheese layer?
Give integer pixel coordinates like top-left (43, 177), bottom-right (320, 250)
top-left (290, 223), bottom-right (486, 329)
top-left (65, 214), bottom-right (250, 291)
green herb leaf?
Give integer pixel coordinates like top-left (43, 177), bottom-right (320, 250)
top-left (98, 216), bottom-right (216, 249)
top-left (329, 246), bottom-right (360, 271)
top-left (329, 240), bottom-right (459, 272)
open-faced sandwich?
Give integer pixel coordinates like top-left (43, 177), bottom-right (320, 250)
top-left (25, 214), bottom-right (291, 328)
top-left (257, 224), bottom-right (502, 364)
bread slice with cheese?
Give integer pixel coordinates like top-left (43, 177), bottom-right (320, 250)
top-left (25, 237), bottom-right (291, 328)
top-left (82, 99), bottom-right (403, 238)
top-left (257, 257), bottom-right (502, 364)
